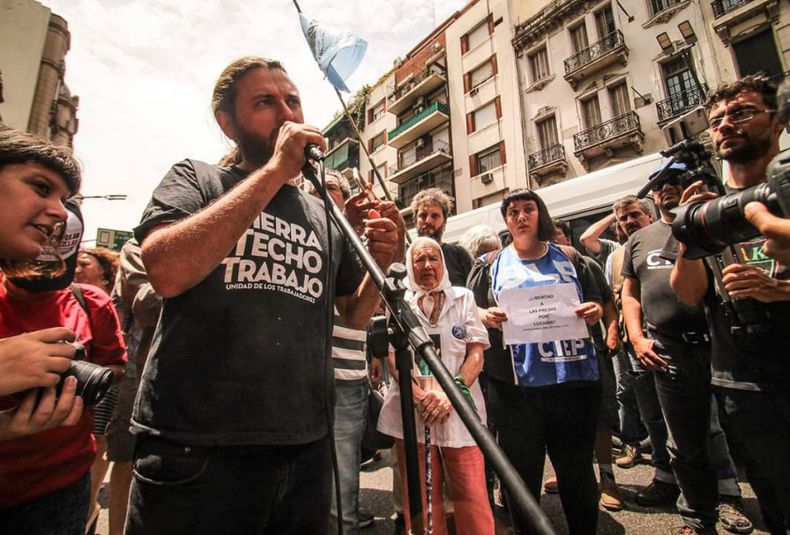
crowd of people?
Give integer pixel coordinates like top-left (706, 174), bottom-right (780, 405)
top-left (0, 56), bottom-right (788, 535)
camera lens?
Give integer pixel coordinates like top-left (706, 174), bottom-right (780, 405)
top-left (61, 360), bottom-right (113, 406)
top-left (672, 183), bottom-right (771, 258)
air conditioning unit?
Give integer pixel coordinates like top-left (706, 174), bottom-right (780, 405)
top-left (480, 172), bottom-right (494, 184)
top-left (416, 138), bottom-right (426, 150)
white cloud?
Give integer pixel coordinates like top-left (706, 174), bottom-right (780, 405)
top-left (40, 0), bottom-right (467, 242)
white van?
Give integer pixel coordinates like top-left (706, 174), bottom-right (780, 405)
top-left (440, 152), bottom-right (665, 249)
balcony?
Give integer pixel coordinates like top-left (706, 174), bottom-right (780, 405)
top-left (398, 172), bottom-right (454, 211)
top-left (388, 102), bottom-right (450, 149)
top-left (528, 144), bottom-right (568, 178)
top-left (644, 0), bottom-right (689, 27)
top-left (563, 30), bottom-right (628, 90)
top-left (573, 111), bottom-right (644, 169)
top-left (323, 137), bottom-right (359, 178)
top-left (656, 86), bottom-right (706, 123)
top-left (389, 140), bottom-right (452, 185)
top-left (711, 0), bottom-right (751, 17)
top-left (711, 0), bottom-right (778, 44)
top-left (388, 64), bottom-right (448, 115)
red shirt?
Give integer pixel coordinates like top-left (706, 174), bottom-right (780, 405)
top-left (0, 283), bottom-right (127, 508)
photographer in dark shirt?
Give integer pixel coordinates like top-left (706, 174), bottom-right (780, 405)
top-left (672, 74), bottom-right (790, 534)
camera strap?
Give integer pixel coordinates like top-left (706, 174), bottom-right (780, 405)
top-left (70, 283), bottom-right (95, 341)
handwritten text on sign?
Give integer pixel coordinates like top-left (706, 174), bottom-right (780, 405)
top-left (498, 283), bottom-right (588, 344)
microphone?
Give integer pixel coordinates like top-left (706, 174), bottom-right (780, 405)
top-left (305, 144), bottom-right (325, 162)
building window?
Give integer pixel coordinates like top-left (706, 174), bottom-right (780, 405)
top-left (650, 0), bottom-right (682, 16)
top-left (473, 100), bottom-right (499, 132)
top-left (733, 29), bottom-right (783, 78)
top-left (467, 20), bottom-right (490, 51)
top-left (608, 83), bottom-right (631, 117)
top-left (465, 56), bottom-right (497, 93)
top-left (473, 144), bottom-right (502, 177)
top-left (570, 23), bottom-right (589, 54)
top-left (594, 5), bottom-right (615, 39)
top-left (472, 190), bottom-right (505, 209)
top-left (369, 131), bottom-right (386, 152)
top-left (529, 47), bottom-right (550, 83)
top-left (536, 115), bottom-right (559, 149)
top-left (581, 94), bottom-right (601, 129)
top-left (662, 55), bottom-right (697, 102)
top-left (471, 60), bottom-right (494, 88)
top-left (368, 100), bottom-right (385, 124)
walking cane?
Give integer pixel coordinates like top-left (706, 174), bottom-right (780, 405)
top-left (425, 424), bottom-right (433, 535)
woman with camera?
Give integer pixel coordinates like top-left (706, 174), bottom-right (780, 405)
top-left (467, 188), bottom-right (604, 535)
top-left (0, 126), bottom-right (84, 401)
top-left (0, 201), bottom-right (126, 534)
top-left (378, 236), bottom-right (494, 535)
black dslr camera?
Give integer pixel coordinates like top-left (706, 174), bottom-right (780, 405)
top-left (671, 148), bottom-right (790, 260)
top-left (57, 343), bottom-right (114, 406)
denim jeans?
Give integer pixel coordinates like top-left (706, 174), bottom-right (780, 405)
top-left (0, 472), bottom-right (90, 535)
top-left (487, 378), bottom-right (601, 535)
top-left (651, 335), bottom-right (723, 530)
top-left (715, 387), bottom-right (790, 535)
top-left (612, 348), bottom-right (646, 444)
top-left (629, 367), bottom-right (674, 483)
top-left (126, 436), bottom-right (332, 534)
top-left (328, 380), bottom-right (368, 535)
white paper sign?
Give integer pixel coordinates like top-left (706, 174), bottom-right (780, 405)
top-left (498, 283), bottom-right (588, 344)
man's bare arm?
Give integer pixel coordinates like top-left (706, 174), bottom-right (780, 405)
top-left (580, 213), bottom-right (615, 256)
top-left (670, 245), bottom-right (709, 307)
top-left (335, 218), bottom-right (399, 329)
top-left (621, 277), bottom-right (667, 370)
top-left (142, 123), bottom-right (325, 298)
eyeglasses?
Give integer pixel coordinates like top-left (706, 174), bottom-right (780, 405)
top-left (709, 108), bottom-right (775, 130)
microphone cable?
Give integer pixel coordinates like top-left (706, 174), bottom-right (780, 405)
top-left (306, 157), bottom-right (344, 535)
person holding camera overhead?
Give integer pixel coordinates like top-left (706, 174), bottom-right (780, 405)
top-left (672, 74), bottom-right (790, 535)
top-left (0, 201), bottom-right (126, 534)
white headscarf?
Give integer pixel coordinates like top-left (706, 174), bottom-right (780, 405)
top-left (405, 236), bottom-right (452, 299)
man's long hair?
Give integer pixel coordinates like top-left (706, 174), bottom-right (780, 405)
top-left (212, 57), bottom-right (287, 121)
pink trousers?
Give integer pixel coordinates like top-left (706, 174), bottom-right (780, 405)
top-left (395, 439), bottom-right (494, 535)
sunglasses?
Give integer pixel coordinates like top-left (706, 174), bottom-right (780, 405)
top-left (650, 176), bottom-right (681, 192)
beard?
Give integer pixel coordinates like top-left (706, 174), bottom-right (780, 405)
top-left (716, 133), bottom-right (772, 165)
top-left (418, 225), bottom-right (444, 242)
top-left (236, 124), bottom-right (280, 168)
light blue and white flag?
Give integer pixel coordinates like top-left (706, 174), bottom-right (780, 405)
top-left (298, 11), bottom-right (367, 92)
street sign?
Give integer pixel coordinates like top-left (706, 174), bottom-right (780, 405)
top-left (96, 228), bottom-right (134, 252)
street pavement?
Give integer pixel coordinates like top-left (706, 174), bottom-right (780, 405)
top-left (95, 448), bottom-right (768, 534)
top-left (356, 448), bottom-right (769, 535)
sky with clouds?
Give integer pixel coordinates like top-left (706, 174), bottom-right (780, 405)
top-left (41, 0), bottom-right (468, 242)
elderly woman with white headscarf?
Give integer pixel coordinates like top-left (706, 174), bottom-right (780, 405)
top-left (378, 236), bottom-right (494, 535)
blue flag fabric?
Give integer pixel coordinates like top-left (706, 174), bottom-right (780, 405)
top-left (298, 12), bottom-right (367, 92)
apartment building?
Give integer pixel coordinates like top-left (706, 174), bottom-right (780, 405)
top-left (513, 0), bottom-right (789, 188)
top-left (376, 18), bottom-right (459, 221)
top-left (0, 0), bottom-right (78, 146)
top-left (710, 0), bottom-right (789, 79)
top-left (446, 0), bottom-right (528, 213)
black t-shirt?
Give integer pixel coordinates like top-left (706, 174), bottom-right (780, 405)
top-left (704, 186), bottom-right (790, 391)
top-left (131, 159), bottom-right (363, 445)
top-left (622, 220), bottom-right (708, 334)
top-left (442, 242), bottom-right (473, 286)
